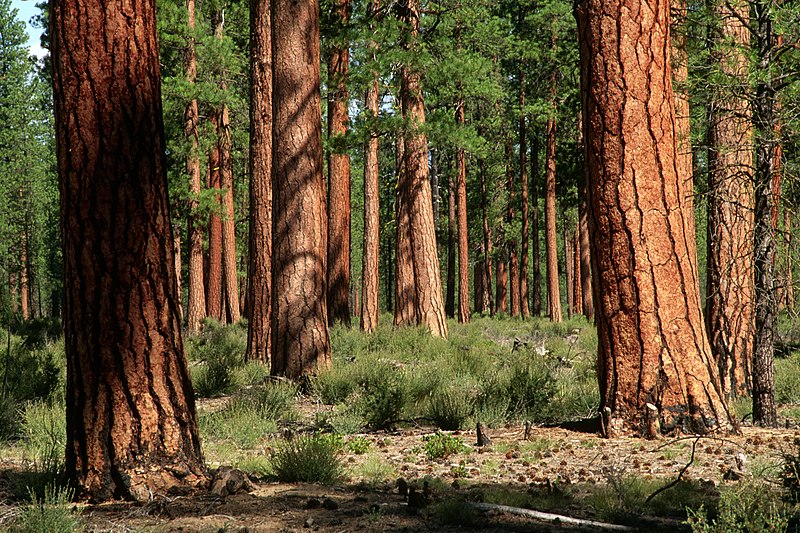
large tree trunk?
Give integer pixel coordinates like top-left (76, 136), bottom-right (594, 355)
top-left (185, 0), bottom-right (206, 335)
top-left (456, 100), bottom-right (470, 323)
top-left (361, 8), bottom-right (380, 333)
top-left (206, 116), bottom-right (224, 322)
top-left (271, 0), bottom-right (331, 378)
top-left (531, 131), bottom-right (542, 316)
top-left (576, 0), bottom-right (733, 436)
top-left (394, 134), bottom-right (418, 326)
top-left (519, 72), bottom-right (530, 319)
top-left (52, 0), bottom-right (205, 501)
top-left (398, 0), bottom-right (447, 337)
top-left (751, 0), bottom-right (778, 427)
top-left (705, 0), bottom-right (753, 397)
top-left (544, 116), bottom-right (562, 322)
top-left (480, 159), bottom-right (494, 315)
top-left (245, 0), bottom-right (272, 363)
top-left (445, 166), bottom-right (456, 318)
top-left (326, 0), bottom-right (352, 327)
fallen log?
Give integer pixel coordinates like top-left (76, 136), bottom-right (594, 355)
top-left (470, 502), bottom-right (636, 531)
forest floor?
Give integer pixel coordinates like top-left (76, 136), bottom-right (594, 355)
top-left (2, 399), bottom-right (796, 532)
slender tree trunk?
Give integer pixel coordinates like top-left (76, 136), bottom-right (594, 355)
top-left (52, 0), bottom-right (205, 500)
top-left (206, 116), bottom-right (223, 322)
top-left (531, 131), bottom-right (542, 316)
top-left (544, 116), bottom-right (562, 322)
top-left (456, 100), bottom-right (470, 323)
top-left (579, 195), bottom-right (594, 320)
top-left (445, 167), bottom-right (456, 318)
top-left (271, 0), bottom-right (331, 378)
top-left (480, 159), bottom-right (494, 315)
top-left (785, 209), bottom-right (794, 309)
top-left (506, 137), bottom-right (520, 318)
top-left (519, 72), bottom-right (530, 319)
top-left (394, 133), bottom-right (417, 326)
top-left (19, 229), bottom-right (28, 321)
top-left (246, 0), bottom-right (272, 363)
top-left (572, 224), bottom-right (581, 317)
top-left (185, 0), bottom-right (205, 335)
top-left (361, 5), bottom-right (380, 333)
top-left (219, 104), bottom-right (240, 324)
top-left (398, 0), bottom-right (448, 337)
top-left (326, 0), bottom-right (352, 327)
top-left (705, 0), bottom-right (753, 397)
top-left (576, 0), bottom-right (733, 436)
top-left (564, 213), bottom-right (573, 320)
top-left (496, 258), bottom-right (507, 314)
top-left (174, 226), bottom-right (183, 321)
top-left (474, 254), bottom-right (484, 314)
top-left (752, 0), bottom-right (778, 427)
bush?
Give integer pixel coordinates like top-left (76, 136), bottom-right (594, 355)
top-left (782, 439), bottom-right (800, 503)
top-left (0, 395), bottom-right (20, 441)
top-left (423, 431), bottom-right (468, 459)
top-left (359, 369), bottom-right (411, 429)
top-left (427, 380), bottom-right (476, 430)
top-left (0, 336), bottom-right (64, 404)
top-left (11, 485), bottom-right (82, 533)
top-left (188, 320), bottom-right (247, 398)
top-left (270, 434), bottom-right (344, 484)
top-left (199, 400), bottom-right (279, 450)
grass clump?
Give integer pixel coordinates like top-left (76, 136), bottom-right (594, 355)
top-left (188, 319), bottom-right (247, 398)
top-left (423, 431), bottom-right (468, 459)
top-left (687, 480), bottom-right (790, 533)
top-left (346, 435), bottom-right (371, 454)
top-left (10, 485), bottom-right (82, 533)
top-left (433, 498), bottom-right (477, 527)
top-left (426, 377), bottom-right (477, 430)
top-left (270, 433), bottom-right (344, 484)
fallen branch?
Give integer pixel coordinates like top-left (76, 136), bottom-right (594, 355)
top-left (470, 502), bottom-right (636, 531)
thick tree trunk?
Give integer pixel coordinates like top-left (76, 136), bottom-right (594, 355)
top-left (480, 159), bottom-right (494, 315)
top-left (544, 117), bottom-right (562, 322)
top-left (398, 0), bottom-right (448, 337)
top-left (361, 19), bottom-right (380, 333)
top-left (185, 0), bottom-right (206, 335)
top-left (245, 0), bottom-right (272, 363)
top-left (576, 0), bottom-right (733, 436)
top-left (519, 72), bottom-right (530, 319)
top-left (52, 0), bottom-right (205, 500)
top-left (579, 197), bottom-right (594, 320)
top-left (271, 0), bottom-right (331, 378)
top-left (531, 132), bottom-right (542, 316)
top-left (445, 168), bottom-right (456, 318)
top-left (705, 0), bottom-right (753, 397)
top-left (326, 0), bottom-right (352, 327)
top-left (394, 134), bottom-right (418, 326)
top-left (751, 0), bottom-right (778, 427)
top-left (456, 101), bottom-right (470, 323)
top-left (206, 117), bottom-right (224, 322)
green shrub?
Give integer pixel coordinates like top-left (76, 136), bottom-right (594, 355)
top-left (0, 337), bottom-right (64, 403)
top-left (434, 498), bottom-right (477, 527)
top-left (270, 433), bottom-right (344, 484)
top-left (199, 401), bottom-right (278, 449)
top-left (245, 380), bottom-right (298, 421)
top-left (188, 320), bottom-right (247, 398)
top-left (346, 435), bottom-right (371, 454)
top-left (355, 362), bottom-right (411, 429)
top-left (775, 355), bottom-right (800, 404)
top-left (423, 431), bottom-right (468, 459)
top-left (427, 380), bottom-right (476, 430)
top-left (11, 485), bottom-right (82, 533)
top-left (781, 440), bottom-right (800, 503)
top-left (687, 481), bottom-right (789, 533)
top-left (8, 401), bottom-right (67, 500)
top-left (0, 394), bottom-right (20, 441)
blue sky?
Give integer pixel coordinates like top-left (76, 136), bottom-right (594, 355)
top-left (10, 0), bottom-right (46, 58)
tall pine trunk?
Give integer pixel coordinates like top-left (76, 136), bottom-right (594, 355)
top-left (480, 159), bottom-right (494, 315)
top-left (327, 0), bottom-right (352, 327)
top-left (519, 71), bottom-right (530, 318)
top-left (219, 104), bottom-right (240, 324)
top-left (506, 137), bottom-right (520, 317)
top-left (271, 0), bottom-right (331, 378)
top-left (544, 116), bottom-right (562, 322)
top-left (53, 0), bottom-right (205, 500)
top-left (576, 0), bottom-right (733, 436)
top-left (531, 131), bottom-right (542, 316)
top-left (185, 0), bottom-right (206, 335)
top-left (206, 121), bottom-right (224, 322)
top-left (445, 167), bottom-right (456, 318)
top-left (245, 0), bottom-right (272, 363)
top-left (579, 196), bottom-right (593, 320)
top-left (456, 100), bottom-right (470, 323)
top-left (394, 133), bottom-right (418, 326)
top-left (705, 0), bottom-right (753, 397)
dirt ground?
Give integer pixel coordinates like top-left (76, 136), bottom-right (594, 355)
top-left (2, 415), bottom-right (795, 533)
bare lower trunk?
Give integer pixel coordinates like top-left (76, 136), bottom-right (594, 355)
top-left (480, 159), bottom-right (494, 315)
top-left (456, 101), bottom-right (470, 323)
top-left (361, 30), bottom-right (380, 333)
top-left (531, 132), bottom-right (542, 316)
top-left (445, 168), bottom-right (456, 318)
top-left (206, 127), bottom-right (223, 322)
top-left (519, 75), bottom-right (530, 319)
top-left (579, 197), bottom-right (593, 320)
top-left (564, 214), bottom-right (573, 320)
top-left (544, 117), bottom-right (561, 322)
top-left (394, 134), bottom-right (418, 326)
top-left (219, 105), bottom-right (240, 324)
top-left (496, 259), bottom-right (507, 314)
top-left (577, 0), bottom-right (733, 435)
top-left (572, 225), bottom-right (581, 317)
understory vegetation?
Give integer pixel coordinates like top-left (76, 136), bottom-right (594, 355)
top-left (3, 315), bottom-right (800, 530)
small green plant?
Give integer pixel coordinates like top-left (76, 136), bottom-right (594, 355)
top-left (433, 498), bottom-right (477, 527)
top-left (450, 461), bottom-right (468, 478)
top-left (270, 433), bottom-right (344, 484)
top-left (10, 401), bottom-right (68, 500)
top-left (198, 400), bottom-right (278, 449)
top-left (11, 485), bottom-right (82, 533)
top-left (350, 454), bottom-right (396, 484)
top-left (423, 431), bottom-right (468, 459)
top-left (687, 480), bottom-right (789, 533)
top-left (346, 435), bottom-right (371, 454)
top-left (781, 439), bottom-right (800, 503)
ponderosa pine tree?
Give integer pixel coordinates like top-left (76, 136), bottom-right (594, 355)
top-left (52, 0), bottom-right (205, 499)
top-left (544, 111), bottom-right (562, 322)
top-left (576, 0), bottom-right (733, 436)
top-left (456, 98), bottom-right (470, 323)
top-left (271, 0), bottom-right (331, 377)
top-left (245, 0), bottom-right (272, 363)
top-left (326, 0), bottom-right (352, 327)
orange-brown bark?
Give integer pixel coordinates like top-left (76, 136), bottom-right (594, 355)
top-left (185, 0), bottom-right (205, 334)
top-left (52, 0), bottom-right (205, 500)
top-left (579, 198), bottom-right (593, 320)
top-left (219, 103), bottom-right (240, 324)
top-left (456, 100), bottom-right (470, 323)
top-left (445, 166), bottom-right (456, 318)
top-left (572, 225), bottom-right (581, 317)
top-left (705, 0), bottom-right (753, 397)
top-left (531, 133), bottom-right (542, 316)
top-left (206, 115), bottom-right (223, 322)
top-left (479, 159), bottom-right (494, 315)
top-left (544, 117), bottom-right (561, 322)
top-left (506, 137), bottom-right (520, 318)
top-left (496, 259), bottom-right (507, 314)
top-left (519, 72), bottom-right (530, 319)
top-left (327, 0), bottom-right (352, 327)
top-left (271, 0), bottom-right (331, 378)
top-left (577, 0), bottom-right (733, 435)
top-left (394, 134), bottom-right (417, 326)
top-left (245, 0), bottom-right (272, 363)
